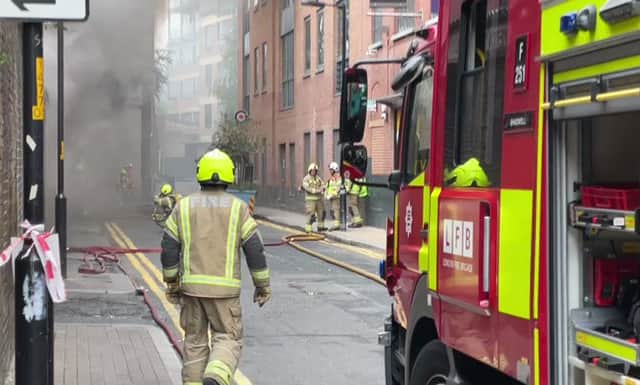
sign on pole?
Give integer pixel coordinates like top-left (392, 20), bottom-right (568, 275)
top-left (370, 0), bottom-right (406, 8)
top-left (0, 0), bottom-right (88, 21)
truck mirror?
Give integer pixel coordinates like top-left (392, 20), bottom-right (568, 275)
top-left (339, 68), bottom-right (368, 144)
top-left (341, 144), bottom-right (368, 180)
top-left (388, 171), bottom-right (402, 193)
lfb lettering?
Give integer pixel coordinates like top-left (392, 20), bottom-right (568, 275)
top-left (442, 219), bottom-right (474, 259)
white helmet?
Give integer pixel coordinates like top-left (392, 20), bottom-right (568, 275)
top-left (329, 162), bottom-right (339, 172)
top-left (308, 163), bottom-right (319, 173)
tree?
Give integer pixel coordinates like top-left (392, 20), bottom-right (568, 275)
top-left (210, 117), bottom-right (259, 185)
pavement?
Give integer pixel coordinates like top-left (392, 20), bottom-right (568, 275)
top-left (54, 221), bottom-right (182, 385)
top-left (254, 206), bottom-right (386, 251)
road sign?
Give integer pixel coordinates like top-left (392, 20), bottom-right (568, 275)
top-left (0, 0), bottom-right (88, 21)
top-left (235, 110), bottom-right (248, 123)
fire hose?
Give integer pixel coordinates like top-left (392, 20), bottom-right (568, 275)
top-left (68, 228), bottom-right (382, 359)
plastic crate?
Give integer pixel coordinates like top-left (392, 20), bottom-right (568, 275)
top-left (582, 185), bottom-right (640, 211)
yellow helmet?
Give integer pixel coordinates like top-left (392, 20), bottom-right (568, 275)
top-left (196, 149), bottom-right (235, 184)
top-left (308, 163), bottom-right (319, 173)
top-left (160, 184), bottom-right (173, 195)
top-left (445, 158), bottom-right (491, 188)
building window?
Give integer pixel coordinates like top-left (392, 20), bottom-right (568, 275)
top-left (332, 129), bottom-right (340, 164)
top-left (315, 131), bottom-right (324, 176)
top-left (205, 64), bottom-right (214, 95)
top-left (281, 0), bottom-right (292, 10)
top-left (182, 13), bottom-right (195, 39)
top-left (254, 47), bottom-right (259, 94)
top-left (304, 16), bottom-right (311, 76)
top-left (262, 42), bottom-right (268, 92)
top-left (281, 31), bottom-right (294, 108)
top-left (204, 104), bottom-right (213, 129)
top-left (169, 12), bottom-right (181, 41)
top-left (396, 0), bottom-right (415, 33)
top-left (243, 54), bottom-right (250, 113)
top-left (336, 0), bottom-right (349, 93)
top-left (181, 78), bottom-right (196, 99)
top-left (317, 8), bottom-right (324, 71)
top-left (304, 132), bottom-right (311, 170)
top-left (168, 80), bottom-right (179, 100)
top-left (182, 44), bottom-right (196, 65)
top-left (205, 24), bottom-right (219, 49)
top-left (279, 143), bottom-right (286, 186)
top-left (372, 14), bottom-right (384, 43)
top-left (261, 138), bottom-right (267, 185)
top-left (443, 0), bottom-right (507, 187)
top-left (289, 143), bottom-right (296, 193)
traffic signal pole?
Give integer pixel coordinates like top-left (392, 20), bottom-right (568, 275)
top-left (15, 22), bottom-right (53, 385)
top-left (56, 21), bottom-right (67, 279)
top-left (339, 0), bottom-right (348, 231)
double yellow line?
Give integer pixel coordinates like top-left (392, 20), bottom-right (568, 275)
top-left (105, 222), bottom-right (253, 385)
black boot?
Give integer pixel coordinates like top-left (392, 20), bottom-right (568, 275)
top-left (203, 378), bottom-right (222, 385)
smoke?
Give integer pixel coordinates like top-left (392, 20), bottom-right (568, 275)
top-left (44, 0), bottom-right (155, 222)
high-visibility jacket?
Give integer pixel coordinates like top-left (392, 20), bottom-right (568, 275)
top-left (346, 178), bottom-right (369, 197)
top-left (302, 174), bottom-right (324, 201)
top-left (325, 175), bottom-right (342, 200)
top-left (358, 178), bottom-right (368, 198)
top-left (164, 190), bottom-right (261, 298)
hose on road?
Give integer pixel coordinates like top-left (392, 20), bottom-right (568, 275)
top-left (68, 246), bottom-right (184, 358)
top-left (264, 233), bottom-right (385, 286)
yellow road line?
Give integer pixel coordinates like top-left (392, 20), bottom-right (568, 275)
top-left (107, 222), bottom-right (253, 385)
top-left (257, 219), bottom-right (384, 260)
top-left (105, 222), bottom-right (182, 332)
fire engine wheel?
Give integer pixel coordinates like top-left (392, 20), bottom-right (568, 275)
top-left (410, 340), bottom-right (449, 385)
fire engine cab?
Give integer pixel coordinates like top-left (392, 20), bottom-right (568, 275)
top-left (339, 1), bottom-right (640, 384)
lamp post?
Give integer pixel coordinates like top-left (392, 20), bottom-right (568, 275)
top-left (302, 0), bottom-right (349, 231)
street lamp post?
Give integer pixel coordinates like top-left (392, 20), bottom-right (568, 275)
top-left (302, 0), bottom-right (349, 231)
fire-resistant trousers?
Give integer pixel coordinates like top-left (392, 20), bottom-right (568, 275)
top-left (181, 295), bottom-right (242, 385)
top-left (305, 199), bottom-right (325, 231)
top-left (329, 198), bottom-right (341, 228)
top-left (348, 194), bottom-right (363, 225)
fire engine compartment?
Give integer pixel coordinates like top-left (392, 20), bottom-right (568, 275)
top-left (553, 103), bottom-right (640, 381)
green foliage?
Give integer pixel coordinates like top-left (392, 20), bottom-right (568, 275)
top-left (210, 118), bottom-right (258, 165)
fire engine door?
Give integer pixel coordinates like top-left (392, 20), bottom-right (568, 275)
top-left (397, 70), bottom-right (434, 274)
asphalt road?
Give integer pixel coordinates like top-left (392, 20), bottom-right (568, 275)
top-left (95, 208), bottom-right (391, 385)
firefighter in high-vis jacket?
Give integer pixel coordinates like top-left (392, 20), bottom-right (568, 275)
top-left (161, 149), bottom-right (271, 385)
top-left (325, 162), bottom-right (342, 231)
top-left (302, 163), bottom-right (327, 233)
top-left (152, 184), bottom-right (181, 228)
top-left (345, 177), bottom-right (366, 227)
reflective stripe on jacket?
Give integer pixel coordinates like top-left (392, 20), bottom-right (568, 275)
top-left (164, 190), bottom-right (257, 298)
top-left (325, 175), bottom-right (342, 200)
top-left (302, 174), bottom-right (324, 201)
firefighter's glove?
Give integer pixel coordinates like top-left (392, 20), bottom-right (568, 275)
top-left (253, 286), bottom-right (272, 307)
top-left (165, 281), bottom-right (181, 305)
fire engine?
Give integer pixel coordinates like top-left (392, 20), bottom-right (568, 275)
top-left (339, 1), bottom-right (640, 384)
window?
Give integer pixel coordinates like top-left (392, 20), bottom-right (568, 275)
top-left (397, 0), bottom-right (415, 33)
top-left (304, 133), bottom-right (311, 169)
top-left (205, 64), bottom-right (213, 95)
top-left (304, 16), bottom-right (311, 75)
top-left (372, 14), bottom-right (384, 43)
top-left (262, 42), bottom-right (268, 91)
top-left (181, 78), bottom-right (196, 99)
top-left (205, 24), bottom-right (219, 49)
top-left (182, 45), bottom-right (196, 65)
top-left (243, 54), bottom-right (250, 113)
top-left (333, 129), bottom-right (340, 164)
top-left (289, 143), bottom-right (296, 193)
top-left (281, 32), bottom-right (294, 108)
top-left (404, 71), bottom-right (434, 182)
top-left (336, 0), bottom-right (349, 92)
top-left (168, 80), bottom-right (179, 99)
top-left (317, 8), bottom-right (324, 71)
top-left (254, 47), bottom-right (259, 94)
top-left (169, 13), bottom-right (181, 41)
top-left (204, 104), bottom-right (213, 129)
top-left (316, 131), bottom-right (324, 176)
top-left (220, 19), bottom-right (234, 39)
top-left (279, 143), bottom-right (286, 186)
top-left (443, 0), bottom-right (507, 187)
top-left (261, 138), bottom-right (267, 185)
top-left (182, 13), bottom-right (195, 39)
top-left (281, 0), bottom-right (292, 10)
top-left (181, 111), bottom-right (199, 126)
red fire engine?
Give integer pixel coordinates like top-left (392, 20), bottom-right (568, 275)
top-left (340, 1), bottom-right (640, 384)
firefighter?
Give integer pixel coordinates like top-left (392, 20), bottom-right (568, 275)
top-left (445, 157), bottom-right (491, 188)
top-left (345, 177), bottom-right (366, 227)
top-left (325, 161), bottom-right (342, 231)
top-left (161, 149), bottom-right (271, 385)
top-left (302, 163), bottom-right (327, 233)
top-left (152, 184), bottom-right (180, 228)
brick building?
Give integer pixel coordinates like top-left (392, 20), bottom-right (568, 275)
top-left (239, 0), bottom-right (436, 227)
top-left (0, 21), bottom-right (23, 385)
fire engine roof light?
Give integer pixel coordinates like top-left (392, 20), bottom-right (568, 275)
top-left (560, 12), bottom-right (579, 34)
top-left (600, 0), bottom-right (640, 24)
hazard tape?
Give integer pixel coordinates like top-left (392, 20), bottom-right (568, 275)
top-left (249, 196), bottom-right (255, 216)
top-left (0, 220), bottom-right (67, 303)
